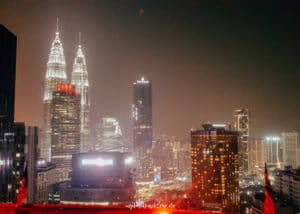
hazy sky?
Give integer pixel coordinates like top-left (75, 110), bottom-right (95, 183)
top-left (1, 0), bottom-right (300, 141)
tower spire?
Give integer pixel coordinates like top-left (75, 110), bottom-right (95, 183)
top-left (79, 32), bottom-right (81, 47)
top-left (56, 17), bottom-right (59, 34)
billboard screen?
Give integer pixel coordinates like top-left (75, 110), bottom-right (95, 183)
top-left (71, 152), bottom-right (134, 188)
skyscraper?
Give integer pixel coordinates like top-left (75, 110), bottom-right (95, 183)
top-left (0, 24), bottom-right (16, 131)
top-left (234, 108), bottom-right (250, 173)
top-left (42, 21), bottom-right (67, 161)
top-left (263, 136), bottom-right (281, 168)
top-left (0, 25), bottom-right (25, 203)
top-left (51, 83), bottom-right (80, 181)
top-left (133, 77), bottom-right (153, 181)
top-left (71, 33), bottom-right (90, 152)
top-left (95, 117), bottom-right (123, 152)
top-left (248, 138), bottom-right (264, 174)
top-left (191, 124), bottom-right (239, 212)
top-left (281, 132), bottom-right (299, 168)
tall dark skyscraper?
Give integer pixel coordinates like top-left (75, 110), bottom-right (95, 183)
top-left (133, 77), bottom-right (152, 148)
top-left (0, 25), bottom-right (25, 203)
top-left (132, 77), bottom-right (153, 181)
top-left (191, 124), bottom-right (239, 213)
top-left (0, 24), bottom-right (16, 131)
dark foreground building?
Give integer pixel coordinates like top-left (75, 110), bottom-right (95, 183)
top-left (0, 123), bottom-right (26, 202)
top-left (191, 124), bottom-right (239, 213)
top-left (55, 152), bottom-right (135, 205)
top-left (0, 25), bottom-right (25, 203)
top-left (0, 24), bottom-right (16, 130)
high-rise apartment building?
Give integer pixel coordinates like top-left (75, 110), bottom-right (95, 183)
top-left (274, 168), bottom-right (300, 208)
top-left (51, 83), bottom-right (80, 181)
top-left (263, 136), bottom-right (281, 168)
top-left (42, 23), bottom-right (67, 161)
top-left (132, 77), bottom-right (153, 181)
top-left (248, 138), bottom-right (264, 174)
top-left (95, 117), bottom-right (123, 152)
top-left (281, 132), bottom-right (299, 168)
top-left (234, 108), bottom-right (250, 173)
top-left (71, 34), bottom-right (90, 152)
top-left (191, 124), bottom-right (239, 212)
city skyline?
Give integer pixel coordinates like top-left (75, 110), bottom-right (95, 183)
top-left (1, 3), bottom-right (300, 211)
top-left (1, 1), bottom-right (300, 141)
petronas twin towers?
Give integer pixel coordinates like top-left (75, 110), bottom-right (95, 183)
top-left (41, 22), bottom-right (90, 161)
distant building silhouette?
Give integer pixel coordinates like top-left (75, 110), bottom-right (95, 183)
top-left (95, 117), bottom-right (123, 152)
top-left (281, 132), bottom-right (299, 168)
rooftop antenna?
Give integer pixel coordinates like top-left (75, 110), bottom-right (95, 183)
top-left (56, 17), bottom-right (59, 33)
top-left (79, 32), bottom-right (81, 46)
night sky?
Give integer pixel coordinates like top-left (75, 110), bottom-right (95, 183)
top-left (1, 0), bottom-right (300, 141)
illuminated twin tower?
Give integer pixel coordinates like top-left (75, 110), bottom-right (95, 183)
top-left (41, 22), bottom-right (90, 161)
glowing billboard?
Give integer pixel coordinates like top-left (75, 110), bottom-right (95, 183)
top-left (81, 158), bottom-right (113, 166)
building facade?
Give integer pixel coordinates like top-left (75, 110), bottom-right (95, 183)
top-left (191, 124), bottom-right (239, 212)
top-left (263, 136), bottom-right (281, 168)
top-left (71, 36), bottom-right (90, 152)
top-left (57, 152), bottom-right (135, 204)
top-left (95, 117), bottom-right (123, 152)
top-left (132, 77), bottom-right (153, 181)
top-left (248, 138), bottom-right (264, 174)
top-left (281, 132), bottom-right (299, 168)
top-left (51, 83), bottom-right (80, 182)
top-left (42, 25), bottom-right (67, 161)
top-left (25, 126), bottom-right (39, 204)
top-left (0, 123), bottom-right (26, 202)
top-left (274, 168), bottom-right (300, 208)
top-left (234, 108), bottom-right (250, 173)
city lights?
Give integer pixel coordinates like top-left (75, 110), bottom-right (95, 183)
top-left (266, 136), bottom-right (280, 141)
top-left (212, 124), bottom-right (226, 128)
top-left (124, 156), bottom-right (134, 165)
top-left (37, 159), bottom-right (46, 166)
top-left (1, 2), bottom-right (300, 213)
top-left (136, 76), bottom-right (149, 84)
